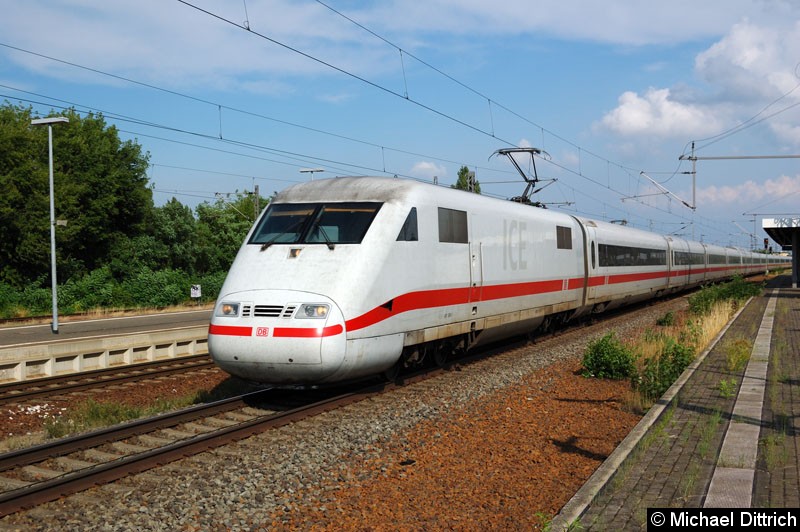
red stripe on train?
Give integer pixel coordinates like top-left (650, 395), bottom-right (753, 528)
top-left (208, 324), bottom-right (252, 336)
top-left (273, 324), bottom-right (344, 337)
top-left (209, 323), bottom-right (344, 337)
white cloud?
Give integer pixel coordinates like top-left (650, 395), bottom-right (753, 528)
top-left (316, 92), bottom-right (356, 104)
top-left (0, 0), bottom-right (395, 92)
top-left (410, 161), bottom-right (447, 181)
top-left (599, 17), bottom-right (800, 145)
top-left (693, 19), bottom-right (800, 144)
top-left (695, 174), bottom-right (800, 205)
top-left (599, 88), bottom-right (726, 138)
top-left (4, 0), bottom-right (797, 94)
top-left (695, 19), bottom-right (800, 99)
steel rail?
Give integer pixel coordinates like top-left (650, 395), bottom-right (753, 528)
top-left (0, 383), bottom-right (389, 517)
top-left (0, 355), bottom-right (215, 406)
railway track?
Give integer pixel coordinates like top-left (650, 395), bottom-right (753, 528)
top-left (0, 346), bottom-right (482, 518)
top-left (0, 355), bottom-right (216, 406)
top-left (0, 290), bottom-right (697, 517)
top-left (0, 386), bottom-right (357, 516)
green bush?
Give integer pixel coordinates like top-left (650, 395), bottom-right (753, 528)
top-left (0, 266), bottom-right (229, 317)
top-left (120, 268), bottom-right (191, 308)
top-left (656, 311), bottom-right (675, 326)
top-left (197, 270), bottom-right (227, 303)
top-left (689, 276), bottom-right (763, 315)
top-left (0, 282), bottom-right (22, 318)
top-left (59, 267), bottom-right (117, 312)
top-left (20, 284), bottom-right (52, 315)
top-left (582, 332), bottom-right (636, 380)
top-left (634, 338), bottom-right (695, 401)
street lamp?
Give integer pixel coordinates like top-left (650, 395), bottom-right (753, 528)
top-left (300, 168), bottom-right (324, 180)
top-left (31, 116), bottom-right (69, 334)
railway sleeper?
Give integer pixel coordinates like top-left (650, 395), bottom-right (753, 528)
top-left (0, 475), bottom-right (31, 490)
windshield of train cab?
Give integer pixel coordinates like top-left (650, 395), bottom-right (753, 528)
top-left (249, 202), bottom-right (383, 247)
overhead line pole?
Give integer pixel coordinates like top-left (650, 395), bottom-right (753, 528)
top-left (679, 143), bottom-right (800, 247)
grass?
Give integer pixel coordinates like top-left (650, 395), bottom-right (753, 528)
top-left (695, 408), bottom-right (723, 461)
top-left (41, 377), bottom-right (258, 440)
top-left (679, 462), bottom-right (700, 503)
top-left (723, 337), bottom-right (752, 372)
top-left (43, 396), bottom-right (197, 439)
top-left (761, 432), bottom-right (789, 470)
top-left (621, 300), bottom-right (739, 411)
top-left (717, 378), bottom-right (738, 399)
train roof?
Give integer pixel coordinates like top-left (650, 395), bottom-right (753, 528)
top-left (274, 177), bottom-right (772, 257)
top-left (276, 177), bottom-right (422, 203)
top-left (275, 176), bottom-right (576, 221)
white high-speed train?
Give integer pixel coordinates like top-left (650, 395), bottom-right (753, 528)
top-left (208, 177), bottom-right (786, 385)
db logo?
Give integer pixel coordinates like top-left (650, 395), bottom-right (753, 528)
top-left (256, 327), bottom-right (269, 337)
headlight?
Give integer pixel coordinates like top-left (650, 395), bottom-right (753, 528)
top-left (215, 302), bottom-right (240, 317)
top-left (298, 303), bottom-right (329, 319)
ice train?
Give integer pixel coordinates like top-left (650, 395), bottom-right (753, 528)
top-left (208, 177), bottom-right (787, 385)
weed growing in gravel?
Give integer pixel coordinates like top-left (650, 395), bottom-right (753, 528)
top-left (679, 462), bottom-right (700, 503)
top-left (582, 332), bottom-right (636, 380)
top-left (656, 311), bottom-right (675, 326)
top-left (633, 338), bottom-right (694, 402)
top-left (533, 511), bottom-right (553, 530)
top-left (688, 276), bottom-right (763, 315)
top-left (717, 378), bottom-right (738, 399)
top-left (44, 394), bottom-right (198, 439)
top-left (587, 277), bottom-right (758, 410)
top-left (723, 337), bottom-right (752, 372)
top-left (761, 432), bottom-right (788, 470)
top-left (565, 517), bottom-right (584, 531)
top-left (696, 409), bottom-right (723, 461)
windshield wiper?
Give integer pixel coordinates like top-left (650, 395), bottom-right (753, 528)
top-left (316, 225), bottom-right (336, 250)
top-left (260, 219), bottom-right (305, 251)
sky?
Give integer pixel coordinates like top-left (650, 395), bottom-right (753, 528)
top-left (2, 0), bottom-right (800, 250)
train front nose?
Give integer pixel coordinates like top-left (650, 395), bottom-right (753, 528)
top-left (208, 290), bottom-right (346, 384)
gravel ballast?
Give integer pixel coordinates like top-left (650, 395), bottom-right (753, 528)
top-left (1, 296), bottom-right (688, 530)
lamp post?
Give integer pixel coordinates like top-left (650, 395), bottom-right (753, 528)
top-left (300, 168), bottom-right (324, 181)
top-left (31, 116), bottom-right (69, 334)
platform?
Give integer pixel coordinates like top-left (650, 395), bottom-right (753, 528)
top-left (552, 274), bottom-right (799, 529)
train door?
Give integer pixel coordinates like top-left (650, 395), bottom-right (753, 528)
top-left (469, 241), bottom-right (483, 304)
top-left (670, 238), bottom-right (690, 289)
top-left (575, 220), bottom-right (598, 306)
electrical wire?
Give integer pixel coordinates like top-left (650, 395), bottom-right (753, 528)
top-left (4, 84), bottom-right (736, 242)
top-left (1, 4), bottom-right (749, 245)
top-left (0, 42), bottom-right (518, 179)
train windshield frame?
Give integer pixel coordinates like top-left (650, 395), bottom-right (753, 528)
top-left (249, 202), bottom-right (383, 247)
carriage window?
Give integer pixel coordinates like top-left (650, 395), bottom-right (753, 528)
top-left (598, 244), bottom-right (666, 267)
top-left (674, 252), bottom-right (705, 265)
top-left (556, 226), bottom-right (572, 249)
top-left (438, 207), bottom-right (468, 243)
top-left (396, 207), bottom-right (418, 241)
top-left (249, 202), bottom-right (382, 246)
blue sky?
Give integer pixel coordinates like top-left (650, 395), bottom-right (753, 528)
top-left (2, 0), bottom-right (800, 249)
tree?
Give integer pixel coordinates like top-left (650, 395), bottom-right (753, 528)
top-left (152, 198), bottom-right (198, 272)
top-left (194, 192), bottom-right (267, 274)
top-left (0, 103), bottom-right (153, 287)
top-left (452, 165), bottom-right (480, 194)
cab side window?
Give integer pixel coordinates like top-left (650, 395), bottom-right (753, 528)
top-left (396, 207), bottom-right (418, 241)
top-left (438, 207), bottom-right (468, 243)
